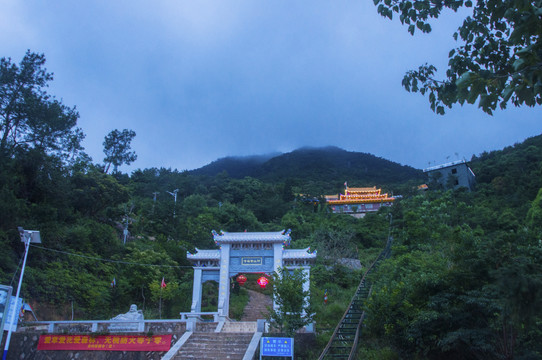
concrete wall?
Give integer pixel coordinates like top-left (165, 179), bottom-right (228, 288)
top-left (427, 163), bottom-right (475, 191)
top-left (1, 322), bottom-right (186, 360)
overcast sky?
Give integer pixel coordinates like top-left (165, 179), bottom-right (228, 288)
top-left (1, 1), bottom-right (540, 172)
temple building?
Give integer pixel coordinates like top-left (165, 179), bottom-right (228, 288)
top-left (325, 185), bottom-right (395, 217)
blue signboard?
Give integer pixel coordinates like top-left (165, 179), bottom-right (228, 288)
top-left (260, 337), bottom-right (294, 358)
top-left (0, 285), bottom-right (12, 345)
top-left (242, 257), bottom-right (263, 266)
top-left (4, 296), bottom-right (22, 332)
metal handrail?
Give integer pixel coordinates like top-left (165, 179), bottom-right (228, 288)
top-left (318, 235), bottom-right (393, 360)
top-left (317, 259), bottom-right (378, 360)
top-left (347, 285), bottom-right (373, 360)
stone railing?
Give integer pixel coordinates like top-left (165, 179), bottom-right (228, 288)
top-left (179, 312), bottom-right (219, 322)
top-left (22, 319), bottom-right (187, 334)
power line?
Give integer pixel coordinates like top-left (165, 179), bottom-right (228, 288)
top-left (29, 244), bottom-right (193, 269)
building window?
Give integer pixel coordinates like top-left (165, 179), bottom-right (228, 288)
top-left (451, 168), bottom-right (457, 174)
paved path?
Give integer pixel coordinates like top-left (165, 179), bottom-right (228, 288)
top-left (241, 289), bottom-right (272, 321)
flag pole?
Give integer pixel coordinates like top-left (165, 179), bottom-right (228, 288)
top-left (159, 285), bottom-right (162, 319)
top-left (159, 277), bottom-right (166, 319)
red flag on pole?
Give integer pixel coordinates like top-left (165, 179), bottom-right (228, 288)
top-left (161, 277), bottom-right (166, 288)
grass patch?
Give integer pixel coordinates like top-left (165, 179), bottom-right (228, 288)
top-left (229, 287), bottom-right (250, 320)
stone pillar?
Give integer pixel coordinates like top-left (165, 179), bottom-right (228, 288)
top-left (272, 243), bottom-right (284, 311)
top-left (302, 266), bottom-right (310, 314)
top-left (302, 266), bottom-right (314, 332)
top-left (273, 243), bottom-right (283, 274)
top-left (190, 268), bottom-right (202, 313)
top-left (217, 244), bottom-right (231, 318)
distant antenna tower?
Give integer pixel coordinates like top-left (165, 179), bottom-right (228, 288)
top-left (167, 189), bottom-right (179, 217)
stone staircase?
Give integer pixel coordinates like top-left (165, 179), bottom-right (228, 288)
top-left (168, 291), bottom-right (270, 360)
top-left (173, 332), bottom-right (254, 360)
top-left (222, 321), bottom-right (257, 333)
top-left (241, 289), bottom-right (272, 321)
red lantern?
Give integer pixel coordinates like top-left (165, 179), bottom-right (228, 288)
top-left (236, 274), bottom-right (247, 286)
top-left (257, 276), bottom-right (269, 289)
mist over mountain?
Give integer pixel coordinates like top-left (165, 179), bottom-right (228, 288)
top-left (190, 146), bottom-right (423, 189)
top-left (189, 153), bottom-right (280, 178)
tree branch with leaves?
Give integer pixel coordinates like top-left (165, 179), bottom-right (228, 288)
top-left (375, 0), bottom-right (542, 114)
top-left (0, 50), bottom-right (83, 157)
top-left (103, 129), bottom-right (137, 173)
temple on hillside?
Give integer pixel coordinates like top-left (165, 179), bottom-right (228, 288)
top-left (325, 185), bottom-right (395, 217)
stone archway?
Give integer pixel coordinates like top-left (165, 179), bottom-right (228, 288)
top-left (186, 230), bottom-right (316, 321)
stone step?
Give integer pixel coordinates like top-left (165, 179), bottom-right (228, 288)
top-left (174, 332), bottom-right (253, 360)
top-left (241, 289), bottom-right (272, 321)
top-left (222, 321), bottom-right (257, 333)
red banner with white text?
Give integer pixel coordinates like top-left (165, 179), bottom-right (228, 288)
top-left (37, 334), bottom-right (172, 351)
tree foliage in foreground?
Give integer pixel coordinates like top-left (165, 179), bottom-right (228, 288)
top-left (267, 267), bottom-right (313, 337)
top-left (374, 0), bottom-right (542, 114)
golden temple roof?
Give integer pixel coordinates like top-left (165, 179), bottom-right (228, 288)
top-left (325, 186), bottom-right (395, 205)
top-left (345, 186), bottom-right (379, 193)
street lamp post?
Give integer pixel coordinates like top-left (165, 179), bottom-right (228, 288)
top-left (167, 189), bottom-right (179, 217)
top-left (2, 228), bottom-right (41, 360)
top-left (152, 192), bottom-right (159, 214)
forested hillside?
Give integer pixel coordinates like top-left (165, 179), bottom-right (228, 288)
top-left (1, 51), bottom-right (541, 359)
top-left (359, 135), bottom-right (542, 359)
top-left (191, 146), bottom-right (423, 195)
top-left (189, 153), bottom-right (278, 178)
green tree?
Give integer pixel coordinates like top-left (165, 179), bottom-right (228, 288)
top-left (267, 267), bottom-right (313, 337)
top-left (103, 129), bottom-right (137, 173)
top-left (150, 279), bottom-right (180, 318)
top-left (70, 169), bottom-right (130, 218)
top-left (118, 245), bottom-right (179, 312)
top-left (0, 51), bottom-right (83, 157)
top-left (526, 187), bottom-right (542, 238)
top-left (374, 0), bottom-right (542, 114)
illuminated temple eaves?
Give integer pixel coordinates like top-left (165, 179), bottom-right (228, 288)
top-left (325, 185), bottom-right (395, 217)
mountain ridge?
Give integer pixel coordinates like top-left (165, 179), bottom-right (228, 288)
top-left (190, 146), bottom-right (423, 187)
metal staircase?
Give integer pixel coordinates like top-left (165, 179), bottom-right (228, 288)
top-left (318, 236), bottom-right (393, 360)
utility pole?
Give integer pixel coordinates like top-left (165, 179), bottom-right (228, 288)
top-left (167, 189), bottom-right (179, 217)
top-left (152, 192), bottom-right (159, 214)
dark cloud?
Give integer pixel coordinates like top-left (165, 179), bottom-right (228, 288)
top-left (1, 1), bottom-right (540, 172)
